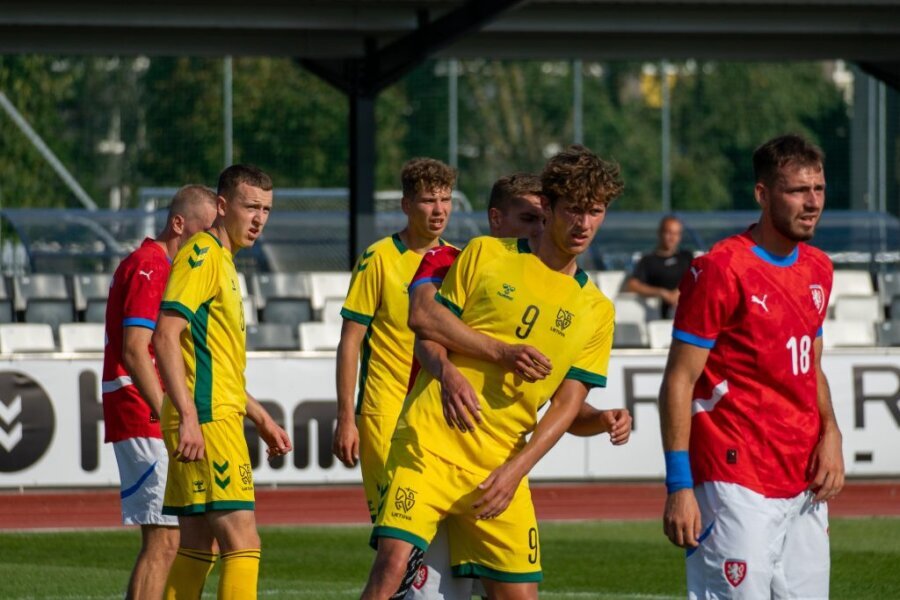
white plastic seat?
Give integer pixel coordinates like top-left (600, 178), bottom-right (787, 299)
top-left (647, 319), bottom-right (674, 349)
top-left (592, 271), bottom-right (626, 298)
top-left (252, 272), bottom-right (313, 311)
top-left (309, 272), bottom-right (351, 311)
top-left (613, 321), bottom-right (647, 349)
top-left (321, 297), bottom-right (345, 323)
top-left (830, 270), bottom-right (874, 307)
top-left (833, 295), bottom-right (882, 323)
top-left (298, 322), bottom-right (342, 351)
top-left (58, 323), bottom-right (105, 352)
top-left (821, 320), bottom-right (876, 349)
top-left (0, 323), bottom-right (56, 353)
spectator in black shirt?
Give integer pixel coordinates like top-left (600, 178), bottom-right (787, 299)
top-left (624, 215), bottom-right (693, 318)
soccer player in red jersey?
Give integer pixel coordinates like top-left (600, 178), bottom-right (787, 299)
top-left (102, 185), bottom-right (217, 600)
top-left (659, 134), bottom-right (845, 599)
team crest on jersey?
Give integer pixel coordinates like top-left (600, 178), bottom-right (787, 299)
top-left (395, 487), bottom-right (416, 512)
top-left (412, 565), bottom-right (428, 590)
top-left (497, 283), bottom-right (516, 300)
top-left (810, 284), bottom-right (825, 314)
top-left (551, 309), bottom-right (573, 337)
top-left (724, 559), bottom-right (747, 588)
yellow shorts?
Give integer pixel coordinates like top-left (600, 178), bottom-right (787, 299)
top-left (358, 412), bottom-right (396, 522)
top-left (162, 412), bottom-right (254, 515)
top-left (372, 438), bottom-right (542, 583)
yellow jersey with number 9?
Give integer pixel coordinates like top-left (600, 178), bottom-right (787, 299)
top-left (394, 236), bottom-right (615, 474)
top-left (160, 231), bottom-right (247, 428)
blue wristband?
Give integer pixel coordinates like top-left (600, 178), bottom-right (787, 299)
top-left (664, 450), bottom-right (693, 493)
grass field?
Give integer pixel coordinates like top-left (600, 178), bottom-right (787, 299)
top-left (1, 518), bottom-right (898, 599)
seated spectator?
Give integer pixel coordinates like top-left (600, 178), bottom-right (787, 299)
top-left (624, 215), bottom-right (692, 318)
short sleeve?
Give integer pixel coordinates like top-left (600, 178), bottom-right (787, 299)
top-left (672, 255), bottom-right (738, 349)
top-left (565, 299), bottom-right (614, 388)
top-left (436, 238), bottom-right (489, 318)
top-left (408, 246), bottom-right (460, 293)
top-left (122, 257), bottom-right (167, 330)
top-left (341, 246), bottom-right (383, 326)
top-left (161, 240), bottom-right (219, 321)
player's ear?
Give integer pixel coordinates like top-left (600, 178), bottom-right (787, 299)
top-left (488, 207), bottom-right (502, 232)
top-left (216, 195), bottom-right (228, 217)
top-left (753, 182), bottom-right (768, 210)
top-left (171, 214), bottom-right (185, 235)
top-left (400, 194), bottom-right (411, 215)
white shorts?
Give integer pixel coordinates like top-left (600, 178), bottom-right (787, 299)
top-left (687, 481), bottom-right (829, 600)
top-left (112, 437), bottom-right (178, 527)
top-left (406, 522), bottom-right (484, 599)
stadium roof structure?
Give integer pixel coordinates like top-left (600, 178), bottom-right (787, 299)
top-left (3, 0), bottom-right (900, 266)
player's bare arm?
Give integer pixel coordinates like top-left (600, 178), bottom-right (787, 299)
top-left (152, 310), bottom-right (204, 462)
top-left (624, 277), bottom-right (679, 306)
top-left (567, 403), bottom-right (632, 445)
top-left (409, 282), bottom-right (551, 382)
top-left (413, 337), bottom-right (482, 431)
top-left (808, 335), bottom-right (844, 502)
top-left (246, 393), bottom-right (293, 460)
top-left (333, 318), bottom-right (367, 467)
top-left (473, 378), bottom-right (590, 520)
top-left (659, 339), bottom-right (709, 548)
top-left (121, 326), bottom-right (165, 418)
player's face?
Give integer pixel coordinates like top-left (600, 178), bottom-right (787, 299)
top-left (658, 219), bottom-right (682, 253)
top-left (756, 163), bottom-right (825, 242)
top-left (403, 186), bottom-right (453, 240)
top-left (492, 194), bottom-right (545, 239)
top-left (222, 182), bottom-right (273, 250)
top-left (546, 198), bottom-right (607, 257)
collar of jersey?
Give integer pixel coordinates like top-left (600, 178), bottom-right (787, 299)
top-left (392, 233), bottom-right (448, 254)
top-left (750, 243), bottom-right (799, 267)
top-left (202, 231), bottom-right (224, 248)
top-left (516, 238), bottom-right (589, 288)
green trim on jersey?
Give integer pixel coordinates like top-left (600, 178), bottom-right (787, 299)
top-left (161, 300), bottom-right (194, 321)
top-left (452, 562), bottom-right (543, 583)
top-left (355, 327), bottom-right (374, 414)
top-left (565, 366), bottom-right (607, 388)
top-left (435, 292), bottom-right (462, 317)
top-left (391, 233), bottom-right (408, 254)
top-left (341, 307), bottom-right (373, 327)
top-left (202, 231), bottom-right (224, 248)
top-left (370, 526), bottom-right (429, 552)
top-left (517, 238), bottom-right (532, 254)
top-left (193, 300), bottom-right (214, 423)
top-left (574, 268), bottom-right (589, 288)
top-left (162, 500), bottom-right (254, 516)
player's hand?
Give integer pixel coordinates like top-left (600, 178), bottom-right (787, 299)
top-left (473, 461), bottom-right (526, 520)
top-left (174, 416), bottom-right (204, 462)
top-left (599, 409), bottom-right (632, 445)
top-left (660, 288), bottom-right (680, 307)
top-left (440, 363), bottom-right (482, 432)
top-left (663, 488), bottom-right (702, 548)
top-left (332, 419), bottom-right (360, 468)
top-left (258, 420), bottom-right (292, 462)
top-left (500, 344), bottom-right (551, 383)
top-left (808, 427), bottom-right (844, 502)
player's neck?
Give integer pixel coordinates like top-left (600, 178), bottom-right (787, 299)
top-left (398, 228), bottom-right (441, 255)
top-left (750, 221), bottom-right (797, 258)
top-left (208, 221), bottom-right (237, 256)
top-left (155, 237), bottom-right (178, 261)
top-left (533, 236), bottom-right (579, 276)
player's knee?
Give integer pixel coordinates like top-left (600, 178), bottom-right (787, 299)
top-left (389, 546), bottom-right (425, 600)
top-left (370, 545), bottom-right (414, 589)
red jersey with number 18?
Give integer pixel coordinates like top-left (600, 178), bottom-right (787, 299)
top-left (405, 245), bottom-right (462, 392)
top-left (672, 228), bottom-right (833, 498)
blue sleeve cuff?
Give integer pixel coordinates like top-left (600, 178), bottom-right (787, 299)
top-left (408, 277), bottom-right (444, 293)
top-left (672, 328), bottom-right (716, 349)
top-left (816, 326), bottom-right (823, 338)
top-left (665, 450), bottom-right (694, 493)
top-left (122, 317), bottom-right (156, 330)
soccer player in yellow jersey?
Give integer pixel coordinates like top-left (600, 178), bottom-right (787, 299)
top-left (361, 145), bottom-right (624, 600)
top-left (334, 158), bottom-right (455, 516)
top-left (153, 165), bottom-right (292, 600)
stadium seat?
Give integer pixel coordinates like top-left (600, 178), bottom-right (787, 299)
top-left (58, 323), bottom-right (105, 352)
top-left (592, 270), bottom-right (626, 298)
top-left (0, 323), bottom-right (56, 353)
top-left (252, 272), bottom-right (313, 311)
top-left (614, 293), bottom-right (661, 323)
top-left (833, 295), bottom-right (882, 323)
top-left (877, 321), bottom-right (900, 347)
top-left (14, 274), bottom-right (77, 333)
top-left (889, 294), bottom-right (900, 321)
top-left (246, 323), bottom-right (299, 351)
top-left (321, 297), bottom-right (344, 324)
top-left (613, 321), bottom-right (647, 349)
top-left (237, 273), bottom-right (257, 325)
top-left (821, 319), bottom-right (877, 349)
top-left (73, 273), bottom-right (112, 311)
top-left (261, 297), bottom-right (313, 329)
top-left (830, 270), bottom-right (874, 307)
top-left (0, 277), bottom-right (14, 323)
top-left (298, 322), bottom-right (342, 351)
top-left (877, 271), bottom-right (900, 313)
top-left (309, 272), bottom-right (351, 311)
top-left (647, 319), bottom-right (674, 349)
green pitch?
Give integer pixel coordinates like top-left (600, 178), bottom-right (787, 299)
top-left (0, 518), bottom-right (897, 599)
